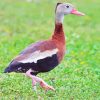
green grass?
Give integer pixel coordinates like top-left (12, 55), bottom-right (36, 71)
top-left (0, 0), bottom-right (100, 99)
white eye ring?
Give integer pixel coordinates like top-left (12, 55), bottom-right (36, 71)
top-left (66, 5), bottom-right (69, 8)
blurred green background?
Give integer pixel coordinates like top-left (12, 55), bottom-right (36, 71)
top-left (0, 0), bottom-right (100, 99)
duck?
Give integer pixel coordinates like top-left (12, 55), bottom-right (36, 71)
top-left (4, 2), bottom-right (85, 91)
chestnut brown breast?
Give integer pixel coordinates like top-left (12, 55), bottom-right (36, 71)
top-left (52, 23), bottom-right (66, 62)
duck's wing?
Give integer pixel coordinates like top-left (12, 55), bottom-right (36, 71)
top-left (4, 40), bottom-right (59, 74)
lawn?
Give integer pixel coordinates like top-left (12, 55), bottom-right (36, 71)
top-left (0, 0), bottom-right (100, 99)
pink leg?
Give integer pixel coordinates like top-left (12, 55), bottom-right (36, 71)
top-left (25, 69), bottom-right (55, 91)
top-left (25, 69), bottom-right (37, 91)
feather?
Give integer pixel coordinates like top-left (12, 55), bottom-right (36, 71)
top-left (19, 48), bottom-right (58, 63)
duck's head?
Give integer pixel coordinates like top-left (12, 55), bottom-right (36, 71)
top-left (55, 3), bottom-right (85, 23)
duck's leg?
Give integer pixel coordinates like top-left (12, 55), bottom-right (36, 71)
top-left (32, 79), bottom-right (37, 91)
top-left (25, 69), bottom-right (37, 91)
top-left (26, 69), bottom-right (55, 91)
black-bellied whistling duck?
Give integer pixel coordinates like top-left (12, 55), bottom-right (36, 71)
top-left (4, 3), bottom-right (85, 91)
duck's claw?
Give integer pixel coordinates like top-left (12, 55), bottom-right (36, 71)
top-left (40, 81), bottom-right (55, 91)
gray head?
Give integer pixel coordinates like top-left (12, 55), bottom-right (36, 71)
top-left (55, 3), bottom-right (85, 23)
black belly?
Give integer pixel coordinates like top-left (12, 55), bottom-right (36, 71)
top-left (4, 54), bottom-right (59, 75)
top-left (37, 54), bottom-right (59, 72)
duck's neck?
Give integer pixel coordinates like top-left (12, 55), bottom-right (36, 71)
top-left (55, 13), bottom-right (64, 23)
top-left (52, 23), bottom-right (65, 44)
top-left (52, 13), bottom-right (65, 44)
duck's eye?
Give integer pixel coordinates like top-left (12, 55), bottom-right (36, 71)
top-left (66, 5), bottom-right (69, 8)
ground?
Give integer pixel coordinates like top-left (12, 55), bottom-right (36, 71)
top-left (0, 0), bottom-right (100, 99)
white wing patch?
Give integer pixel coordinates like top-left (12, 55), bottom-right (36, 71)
top-left (19, 48), bottom-right (58, 63)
